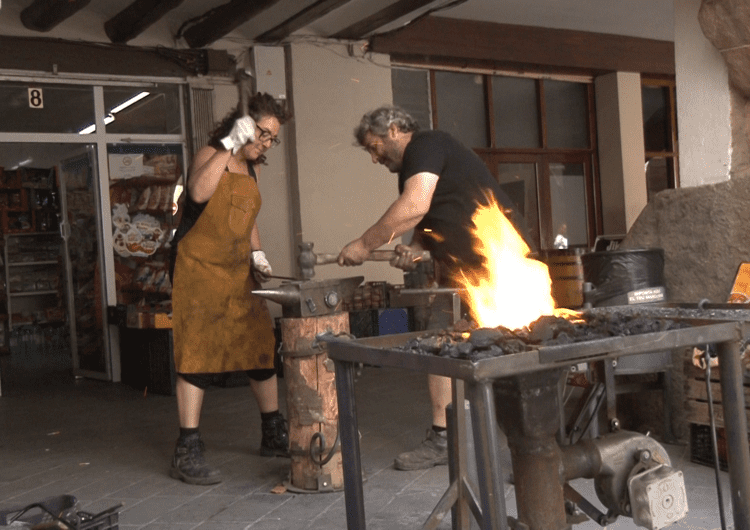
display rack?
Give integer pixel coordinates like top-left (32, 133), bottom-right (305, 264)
top-left (108, 148), bottom-right (181, 320)
top-left (4, 232), bottom-right (66, 332)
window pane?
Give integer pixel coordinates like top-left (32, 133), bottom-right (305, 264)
top-left (496, 162), bottom-right (539, 250)
top-left (545, 80), bottom-right (588, 149)
top-left (492, 76), bottom-right (540, 148)
top-left (435, 71), bottom-right (488, 148)
top-left (642, 85), bottom-right (671, 152)
top-left (645, 156), bottom-right (673, 200)
top-left (549, 163), bottom-right (588, 248)
top-left (103, 85), bottom-right (182, 135)
top-left (392, 68), bottom-right (432, 130)
top-left (0, 83), bottom-right (95, 134)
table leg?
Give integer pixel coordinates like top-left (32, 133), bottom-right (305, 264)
top-left (333, 359), bottom-right (366, 530)
top-left (467, 380), bottom-right (509, 530)
top-left (717, 340), bottom-right (750, 530)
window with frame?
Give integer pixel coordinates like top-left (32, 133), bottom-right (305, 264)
top-left (642, 78), bottom-right (679, 201)
top-left (393, 67), bottom-right (599, 252)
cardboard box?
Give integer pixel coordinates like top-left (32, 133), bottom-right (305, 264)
top-left (109, 154), bottom-right (144, 180)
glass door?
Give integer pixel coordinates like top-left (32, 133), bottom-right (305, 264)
top-left (0, 142), bottom-right (104, 390)
top-left (59, 147), bottom-right (110, 378)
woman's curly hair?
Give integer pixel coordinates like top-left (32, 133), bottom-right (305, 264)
top-left (208, 92), bottom-right (291, 164)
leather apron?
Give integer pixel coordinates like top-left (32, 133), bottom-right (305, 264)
top-left (171, 170), bottom-right (275, 374)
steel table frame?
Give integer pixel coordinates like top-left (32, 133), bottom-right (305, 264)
top-left (327, 320), bottom-right (750, 530)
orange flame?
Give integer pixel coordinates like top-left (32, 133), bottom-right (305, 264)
top-left (454, 195), bottom-right (558, 330)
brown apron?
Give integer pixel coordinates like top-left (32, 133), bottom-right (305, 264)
top-left (172, 170), bottom-right (275, 374)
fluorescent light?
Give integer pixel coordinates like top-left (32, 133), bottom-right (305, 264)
top-left (9, 158), bottom-right (33, 170)
top-left (78, 114), bottom-right (115, 135)
top-left (77, 91), bottom-right (150, 134)
top-left (110, 91), bottom-right (150, 114)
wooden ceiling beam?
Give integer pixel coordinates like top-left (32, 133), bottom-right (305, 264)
top-left (21, 0), bottom-right (92, 32)
top-left (105, 0), bottom-right (185, 44)
top-left (369, 16), bottom-right (675, 76)
top-left (181, 0), bottom-right (282, 49)
top-left (333, 0), bottom-right (436, 41)
top-left (255, 0), bottom-right (353, 43)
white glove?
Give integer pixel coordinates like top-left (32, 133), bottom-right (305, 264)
top-left (251, 250), bottom-right (272, 283)
top-left (220, 116), bottom-right (257, 154)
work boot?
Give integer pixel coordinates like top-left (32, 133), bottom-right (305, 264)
top-left (260, 414), bottom-right (290, 457)
top-left (394, 428), bottom-right (448, 470)
top-left (169, 433), bottom-right (222, 485)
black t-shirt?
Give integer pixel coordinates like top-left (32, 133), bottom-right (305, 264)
top-left (398, 130), bottom-right (527, 271)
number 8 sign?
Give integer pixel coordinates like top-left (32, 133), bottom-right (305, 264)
top-left (28, 87), bottom-right (44, 109)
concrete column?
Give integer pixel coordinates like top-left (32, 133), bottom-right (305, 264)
top-left (594, 71), bottom-right (648, 235)
top-left (674, 0), bottom-right (731, 187)
top-left (285, 42), bottom-right (402, 285)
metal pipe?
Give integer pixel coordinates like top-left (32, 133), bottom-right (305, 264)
top-left (333, 359), bottom-right (366, 530)
top-left (495, 370), bottom-right (570, 530)
top-left (704, 347), bottom-right (727, 530)
top-left (467, 380), bottom-right (509, 530)
top-left (717, 340), bottom-right (750, 530)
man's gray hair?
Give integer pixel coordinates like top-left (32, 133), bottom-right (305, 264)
top-left (354, 105), bottom-right (419, 146)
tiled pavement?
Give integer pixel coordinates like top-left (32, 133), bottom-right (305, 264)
top-left (0, 351), bottom-right (738, 529)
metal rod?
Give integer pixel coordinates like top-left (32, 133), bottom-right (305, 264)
top-left (467, 380), bottom-right (509, 530)
top-left (703, 347), bottom-right (727, 530)
top-left (333, 359), bottom-right (366, 530)
top-left (448, 380), bottom-right (473, 529)
top-left (717, 340), bottom-right (750, 530)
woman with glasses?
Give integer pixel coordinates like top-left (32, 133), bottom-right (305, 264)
top-left (168, 92), bottom-right (291, 485)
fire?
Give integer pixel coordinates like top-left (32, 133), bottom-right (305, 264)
top-left (455, 195), bottom-right (561, 330)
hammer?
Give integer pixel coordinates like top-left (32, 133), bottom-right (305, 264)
top-left (235, 68), bottom-right (252, 116)
top-left (298, 241), bottom-right (431, 279)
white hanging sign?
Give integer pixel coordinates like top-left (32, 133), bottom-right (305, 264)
top-left (28, 87), bottom-right (44, 109)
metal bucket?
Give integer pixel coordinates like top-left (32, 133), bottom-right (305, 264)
top-left (582, 248), bottom-right (665, 308)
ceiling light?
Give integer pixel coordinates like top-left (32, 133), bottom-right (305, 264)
top-left (110, 91), bottom-right (150, 114)
top-left (78, 114), bottom-right (115, 135)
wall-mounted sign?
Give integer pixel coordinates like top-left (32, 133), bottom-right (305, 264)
top-left (28, 87), bottom-right (44, 109)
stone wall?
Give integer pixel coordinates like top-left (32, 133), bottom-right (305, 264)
top-left (621, 0), bottom-right (750, 304)
top-left (616, 0), bottom-right (750, 441)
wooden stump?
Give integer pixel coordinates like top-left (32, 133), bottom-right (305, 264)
top-left (281, 313), bottom-right (348, 492)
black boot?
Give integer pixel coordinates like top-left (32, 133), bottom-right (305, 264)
top-left (169, 432), bottom-right (222, 485)
top-left (260, 413), bottom-right (290, 457)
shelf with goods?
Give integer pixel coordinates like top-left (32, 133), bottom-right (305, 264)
top-left (0, 166), bottom-right (59, 235)
top-left (3, 232), bottom-right (68, 356)
top-left (108, 150), bottom-right (182, 326)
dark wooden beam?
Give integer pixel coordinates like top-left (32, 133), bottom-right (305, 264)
top-left (21, 0), bottom-right (92, 32)
top-left (0, 35), bottom-right (234, 77)
top-left (105, 0), bottom-right (185, 44)
top-left (255, 0), bottom-right (352, 43)
top-left (181, 0), bottom-right (281, 49)
top-left (333, 0), bottom-right (435, 40)
top-left (369, 16), bottom-right (675, 76)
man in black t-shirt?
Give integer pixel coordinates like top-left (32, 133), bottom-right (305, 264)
top-left (338, 106), bottom-right (525, 471)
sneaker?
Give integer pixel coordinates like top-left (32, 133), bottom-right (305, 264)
top-left (169, 433), bottom-right (222, 485)
top-left (394, 429), bottom-right (448, 470)
top-left (260, 414), bottom-right (290, 457)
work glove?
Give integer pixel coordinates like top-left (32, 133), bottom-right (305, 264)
top-left (390, 244), bottom-right (420, 271)
top-left (251, 250), bottom-right (273, 283)
top-left (220, 116), bottom-right (257, 154)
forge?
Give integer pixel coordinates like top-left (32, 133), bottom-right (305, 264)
top-left (324, 305), bottom-right (750, 530)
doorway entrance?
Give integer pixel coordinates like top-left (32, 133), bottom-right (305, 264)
top-left (0, 77), bottom-right (187, 394)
